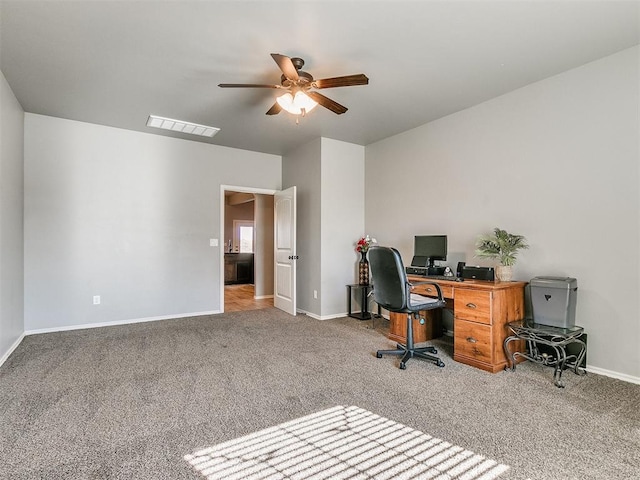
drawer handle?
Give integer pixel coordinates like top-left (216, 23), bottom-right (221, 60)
top-left (426, 287), bottom-right (433, 293)
top-left (466, 303), bottom-right (477, 309)
top-left (466, 337), bottom-right (478, 344)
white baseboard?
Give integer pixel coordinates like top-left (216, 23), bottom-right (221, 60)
top-left (24, 310), bottom-right (222, 336)
top-left (254, 295), bottom-right (274, 300)
top-left (0, 333), bottom-right (26, 368)
top-left (585, 365), bottom-right (640, 385)
top-left (296, 309), bottom-right (347, 321)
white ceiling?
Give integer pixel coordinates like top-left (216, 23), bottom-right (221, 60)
top-left (1, 1), bottom-right (638, 156)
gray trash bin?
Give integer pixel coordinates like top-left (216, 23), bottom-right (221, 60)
top-left (530, 276), bottom-right (578, 328)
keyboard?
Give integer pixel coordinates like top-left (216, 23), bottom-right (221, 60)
top-left (424, 275), bottom-right (464, 282)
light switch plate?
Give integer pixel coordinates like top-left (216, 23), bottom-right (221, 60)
top-left (210, 239), bottom-right (218, 247)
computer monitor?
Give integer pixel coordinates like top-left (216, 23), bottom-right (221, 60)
top-left (414, 235), bottom-right (447, 269)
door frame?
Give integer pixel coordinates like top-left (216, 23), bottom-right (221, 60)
top-left (220, 185), bottom-right (277, 313)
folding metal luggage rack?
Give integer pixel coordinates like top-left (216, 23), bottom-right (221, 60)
top-left (504, 319), bottom-right (587, 388)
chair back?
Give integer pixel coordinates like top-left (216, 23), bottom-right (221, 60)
top-left (368, 246), bottom-right (409, 313)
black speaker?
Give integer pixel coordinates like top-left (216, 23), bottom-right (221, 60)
top-left (462, 266), bottom-right (495, 281)
top-left (456, 262), bottom-right (466, 278)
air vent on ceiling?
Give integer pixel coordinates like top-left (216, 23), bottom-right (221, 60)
top-left (146, 115), bottom-right (220, 137)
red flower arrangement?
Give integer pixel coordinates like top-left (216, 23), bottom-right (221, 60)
top-left (355, 235), bottom-right (376, 253)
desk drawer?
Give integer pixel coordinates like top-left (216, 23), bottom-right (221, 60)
top-left (454, 319), bottom-right (493, 364)
top-left (416, 283), bottom-right (453, 299)
top-left (454, 289), bottom-right (492, 324)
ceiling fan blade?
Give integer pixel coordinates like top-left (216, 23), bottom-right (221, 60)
top-left (266, 102), bottom-right (282, 115)
top-left (313, 74), bottom-right (369, 89)
top-left (271, 53), bottom-right (299, 82)
top-left (218, 83), bottom-right (281, 88)
top-left (306, 91), bottom-right (348, 115)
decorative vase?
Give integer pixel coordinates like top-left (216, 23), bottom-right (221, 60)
top-left (496, 265), bottom-right (512, 282)
top-left (358, 251), bottom-right (369, 285)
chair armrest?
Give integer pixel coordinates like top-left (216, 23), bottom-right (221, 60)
top-left (407, 280), bottom-right (444, 302)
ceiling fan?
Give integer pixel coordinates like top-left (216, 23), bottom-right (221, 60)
top-left (218, 53), bottom-right (369, 117)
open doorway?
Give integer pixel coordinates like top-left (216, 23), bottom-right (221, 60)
top-left (222, 187), bottom-right (275, 312)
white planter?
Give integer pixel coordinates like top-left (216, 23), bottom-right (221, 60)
top-left (496, 265), bottom-right (513, 282)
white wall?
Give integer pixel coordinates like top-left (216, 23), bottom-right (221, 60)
top-left (320, 138), bottom-right (365, 317)
top-left (24, 114), bottom-right (281, 331)
top-left (0, 71), bottom-right (25, 361)
top-left (282, 137), bottom-right (365, 318)
top-left (365, 46), bottom-right (640, 380)
top-left (282, 138), bottom-right (322, 315)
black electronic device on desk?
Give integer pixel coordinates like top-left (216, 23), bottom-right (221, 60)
top-left (411, 235), bottom-right (448, 275)
top-left (462, 265), bottom-right (495, 281)
top-left (426, 274), bottom-right (464, 282)
top-left (406, 258), bottom-right (446, 276)
top-left (405, 256), bottom-right (428, 276)
top-left (405, 265), bottom-right (428, 275)
top-left (408, 264), bottom-right (465, 282)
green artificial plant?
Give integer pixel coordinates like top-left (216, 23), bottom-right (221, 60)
top-left (475, 228), bottom-right (529, 266)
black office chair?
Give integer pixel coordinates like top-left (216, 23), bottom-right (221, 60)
top-left (368, 246), bottom-right (446, 369)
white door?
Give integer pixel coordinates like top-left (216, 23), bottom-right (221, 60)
top-left (274, 186), bottom-right (297, 315)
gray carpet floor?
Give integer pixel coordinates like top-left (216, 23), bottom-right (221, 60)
top-left (1, 307), bottom-right (638, 479)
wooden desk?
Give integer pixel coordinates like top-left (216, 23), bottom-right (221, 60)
top-left (388, 276), bottom-right (526, 373)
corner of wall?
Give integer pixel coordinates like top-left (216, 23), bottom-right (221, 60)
top-left (0, 70), bottom-right (26, 362)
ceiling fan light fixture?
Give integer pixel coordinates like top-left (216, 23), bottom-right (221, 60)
top-left (276, 91), bottom-right (318, 115)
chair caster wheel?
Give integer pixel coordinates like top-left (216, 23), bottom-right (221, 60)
top-left (400, 363), bottom-right (406, 370)
top-left (437, 360), bottom-right (445, 368)
top-left (376, 352), bottom-right (383, 358)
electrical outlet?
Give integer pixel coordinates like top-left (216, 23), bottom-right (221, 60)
top-left (210, 238), bottom-right (218, 247)
top-left (93, 295), bottom-right (101, 305)
top-left (313, 290), bottom-right (318, 299)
